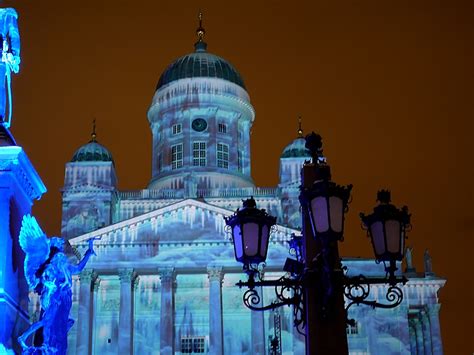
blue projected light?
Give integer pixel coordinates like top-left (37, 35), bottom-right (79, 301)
top-left (17, 215), bottom-right (97, 354)
top-left (0, 8), bottom-right (20, 128)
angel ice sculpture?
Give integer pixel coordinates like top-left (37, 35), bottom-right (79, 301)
top-left (17, 215), bottom-right (96, 355)
top-left (0, 7), bottom-right (20, 128)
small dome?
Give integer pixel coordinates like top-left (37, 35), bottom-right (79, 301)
top-left (281, 137), bottom-right (311, 158)
top-left (71, 141), bottom-right (114, 163)
top-left (156, 41), bottom-right (246, 90)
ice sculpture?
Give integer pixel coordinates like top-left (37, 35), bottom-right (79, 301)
top-left (17, 215), bottom-right (96, 354)
top-left (0, 7), bottom-right (20, 128)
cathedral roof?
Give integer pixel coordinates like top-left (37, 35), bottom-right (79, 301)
top-left (156, 41), bottom-right (246, 90)
top-left (71, 124), bottom-right (114, 163)
top-left (71, 141), bottom-right (114, 163)
top-left (281, 137), bottom-right (311, 159)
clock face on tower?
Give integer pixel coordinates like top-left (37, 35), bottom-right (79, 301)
top-left (192, 118), bottom-right (208, 132)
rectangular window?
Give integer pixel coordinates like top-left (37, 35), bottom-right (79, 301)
top-left (193, 141), bottom-right (207, 167)
top-left (217, 143), bottom-right (229, 169)
top-left (171, 144), bottom-right (183, 169)
top-left (181, 337), bottom-right (206, 353)
top-left (172, 123), bottom-right (182, 135)
top-left (218, 123), bottom-right (227, 133)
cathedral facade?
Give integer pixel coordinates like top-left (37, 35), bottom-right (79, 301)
top-left (50, 26), bottom-right (446, 355)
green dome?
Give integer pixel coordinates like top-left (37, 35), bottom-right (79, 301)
top-left (156, 42), bottom-right (246, 90)
top-left (281, 137), bottom-right (311, 158)
top-left (71, 141), bottom-right (114, 163)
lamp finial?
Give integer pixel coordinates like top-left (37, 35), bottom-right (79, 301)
top-left (377, 190), bottom-right (391, 204)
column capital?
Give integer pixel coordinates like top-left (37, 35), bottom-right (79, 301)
top-left (79, 269), bottom-right (96, 283)
top-left (158, 267), bottom-right (175, 282)
top-left (92, 276), bottom-right (101, 292)
top-left (207, 266), bottom-right (224, 283)
top-left (118, 268), bottom-right (136, 283)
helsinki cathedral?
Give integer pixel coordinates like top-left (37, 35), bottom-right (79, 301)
top-left (39, 17), bottom-right (445, 355)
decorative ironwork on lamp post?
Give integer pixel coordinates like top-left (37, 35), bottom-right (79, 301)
top-left (224, 132), bottom-right (411, 355)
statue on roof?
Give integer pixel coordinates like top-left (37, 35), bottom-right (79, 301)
top-left (0, 7), bottom-right (20, 129)
top-left (424, 248), bottom-right (434, 276)
top-left (17, 215), bottom-right (96, 355)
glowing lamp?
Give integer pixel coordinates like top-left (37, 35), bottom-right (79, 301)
top-left (299, 132), bottom-right (352, 241)
top-left (360, 190), bottom-right (411, 262)
top-left (225, 197), bottom-right (277, 266)
top-left (300, 178), bottom-right (352, 241)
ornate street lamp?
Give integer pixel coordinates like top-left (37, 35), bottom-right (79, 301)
top-left (299, 133), bottom-right (352, 242)
top-left (358, 190), bottom-right (411, 285)
top-left (225, 132), bottom-right (411, 355)
top-left (360, 189), bottom-right (411, 264)
top-left (224, 197), bottom-right (276, 269)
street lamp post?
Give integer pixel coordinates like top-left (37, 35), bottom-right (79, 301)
top-left (224, 132), bottom-right (411, 355)
top-left (297, 132), bottom-right (351, 354)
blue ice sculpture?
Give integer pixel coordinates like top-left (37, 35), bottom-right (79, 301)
top-left (17, 215), bottom-right (96, 355)
top-left (0, 7), bottom-right (20, 128)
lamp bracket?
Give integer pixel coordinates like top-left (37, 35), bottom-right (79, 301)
top-left (236, 274), bottom-right (306, 336)
top-left (343, 274), bottom-right (407, 312)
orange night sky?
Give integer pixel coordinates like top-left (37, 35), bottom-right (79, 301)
top-left (3, 1), bottom-right (472, 353)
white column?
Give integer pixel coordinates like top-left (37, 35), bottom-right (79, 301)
top-left (207, 266), bottom-right (224, 355)
top-left (421, 309), bottom-right (433, 354)
top-left (427, 304), bottom-right (443, 355)
top-left (118, 268), bottom-right (136, 354)
top-left (76, 269), bottom-right (95, 355)
top-left (159, 268), bottom-right (175, 355)
top-left (91, 277), bottom-right (101, 354)
top-left (414, 315), bottom-right (425, 355)
top-left (251, 285), bottom-right (265, 355)
top-left (408, 318), bottom-right (418, 355)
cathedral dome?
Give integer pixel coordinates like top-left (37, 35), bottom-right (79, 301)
top-left (156, 41), bottom-right (246, 90)
top-left (71, 126), bottom-right (114, 164)
top-left (281, 137), bottom-right (311, 159)
top-left (71, 141), bottom-right (114, 163)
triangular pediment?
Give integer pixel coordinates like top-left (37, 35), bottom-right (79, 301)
top-left (70, 198), bottom-right (297, 245)
top-left (68, 199), bottom-right (298, 268)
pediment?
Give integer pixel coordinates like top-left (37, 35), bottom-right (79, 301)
top-left (69, 198), bottom-right (298, 247)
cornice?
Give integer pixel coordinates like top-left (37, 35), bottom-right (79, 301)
top-left (0, 146), bottom-right (46, 201)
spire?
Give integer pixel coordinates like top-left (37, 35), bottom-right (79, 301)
top-left (194, 11), bottom-right (207, 52)
top-left (90, 118), bottom-right (97, 142)
top-left (297, 115), bottom-right (303, 138)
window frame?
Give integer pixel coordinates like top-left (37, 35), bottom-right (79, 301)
top-left (172, 123), bottom-right (182, 135)
top-left (192, 141), bottom-right (207, 167)
top-left (171, 143), bottom-right (183, 170)
top-left (218, 123), bottom-right (227, 134)
top-left (217, 142), bottom-right (229, 169)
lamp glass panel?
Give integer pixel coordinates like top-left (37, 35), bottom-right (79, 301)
top-left (310, 196), bottom-right (329, 233)
top-left (243, 222), bottom-right (259, 257)
top-left (385, 220), bottom-right (401, 254)
top-left (260, 225), bottom-right (270, 260)
top-left (329, 196), bottom-right (344, 233)
top-left (233, 224), bottom-right (243, 260)
top-left (370, 221), bottom-right (385, 256)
